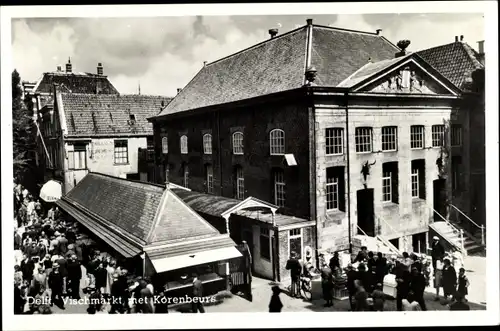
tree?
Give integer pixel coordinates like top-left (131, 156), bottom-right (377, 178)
top-left (12, 70), bottom-right (37, 188)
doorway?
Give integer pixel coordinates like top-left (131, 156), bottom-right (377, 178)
top-left (242, 229), bottom-right (255, 273)
top-left (433, 179), bottom-right (446, 222)
top-left (389, 238), bottom-right (399, 249)
top-left (357, 189), bottom-right (375, 236)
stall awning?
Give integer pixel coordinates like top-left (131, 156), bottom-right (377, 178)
top-left (150, 246), bottom-right (242, 273)
top-left (40, 180), bottom-right (62, 202)
top-left (56, 199), bottom-right (142, 258)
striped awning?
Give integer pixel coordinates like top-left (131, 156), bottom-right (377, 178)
top-left (56, 199), bottom-right (142, 258)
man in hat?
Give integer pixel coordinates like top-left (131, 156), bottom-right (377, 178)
top-left (431, 236), bottom-right (445, 270)
top-left (285, 251), bottom-right (302, 298)
top-left (320, 261), bottom-right (334, 307)
top-left (409, 266), bottom-right (427, 310)
top-left (67, 254), bottom-right (82, 299)
top-left (48, 262), bottom-right (65, 309)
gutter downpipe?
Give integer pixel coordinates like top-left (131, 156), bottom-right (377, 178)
top-left (345, 91), bottom-right (352, 254)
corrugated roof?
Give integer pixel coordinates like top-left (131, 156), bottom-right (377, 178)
top-left (146, 236), bottom-right (236, 259)
top-left (34, 72), bottom-right (119, 95)
top-left (60, 93), bottom-right (171, 137)
top-left (155, 24), bottom-right (398, 117)
top-left (416, 41), bottom-right (484, 90)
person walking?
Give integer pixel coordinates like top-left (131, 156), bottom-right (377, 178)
top-left (442, 258), bottom-right (457, 303)
top-left (191, 273), bottom-right (205, 313)
top-left (409, 266), bottom-right (427, 311)
top-left (395, 261), bottom-right (411, 311)
top-left (285, 251), bottom-right (302, 298)
top-left (66, 254), bottom-right (82, 299)
top-left (48, 262), bottom-right (65, 309)
top-left (321, 263), bottom-right (334, 307)
top-left (456, 267), bottom-right (470, 301)
top-left (431, 236), bottom-right (445, 270)
top-left (268, 286), bottom-right (283, 312)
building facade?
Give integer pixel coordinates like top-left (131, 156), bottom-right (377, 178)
top-left (36, 89), bottom-right (171, 194)
top-left (149, 20), bottom-right (464, 275)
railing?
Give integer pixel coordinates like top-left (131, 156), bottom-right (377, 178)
top-left (377, 217), bottom-right (410, 252)
top-left (432, 208), bottom-right (466, 254)
top-left (356, 225), bottom-right (381, 252)
top-left (450, 204), bottom-right (485, 246)
top-left (376, 235), bottom-right (402, 257)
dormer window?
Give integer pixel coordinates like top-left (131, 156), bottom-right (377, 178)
top-left (129, 114), bottom-right (136, 124)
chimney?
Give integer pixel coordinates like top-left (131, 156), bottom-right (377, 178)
top-left (177, 88), bottom-right (182, 94)
top-left (306, 18), bottom-right (313, 26)
top-left (376, 29), bottom-right (382, 35)
top-left (203, 61), bottom-right (207, 67)
top-left (460, 35), bottom-right (464, 42)
top-left (56, 65), bottom-right (62, 72)
top-left (269, 28), bottom-right (278, 39)
top-left (477, 40), bottom-right (485, 65)
top-left (65, 57), bottom-right (72, 73)
top-left (395, 40), bottom-right (411, 58)
top-left (455, 36), bottom-right (459, 42)
top-left (97, 63), bottom-right (103, 75)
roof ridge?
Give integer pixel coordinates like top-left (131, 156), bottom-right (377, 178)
top-left (206, 25), bottom-right (307, 67)
top-left (88, 172), bottom-right (166, 191)
top-left (460, 42), bottom-right (484, 69)
top-left (312, 24), bottom-right (379, 36)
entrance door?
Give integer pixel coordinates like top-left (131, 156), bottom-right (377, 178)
top-left (357, 189), bottom-right (375, 236)
top-left (433, 179), bottom-right (446, 222)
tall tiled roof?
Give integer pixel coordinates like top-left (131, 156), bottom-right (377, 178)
top-left (60, 93), bottom-right (171, 137)
top-left (155, 24), bottom-right (398, 117)
top-left (34, 72), bottom-right (120, 95)
top-left (64, 173), bottom-right (226, 246)
top-left (416, 42), bottom-right (484, 90)
top-left (65, 173), bottom-right (164, 244)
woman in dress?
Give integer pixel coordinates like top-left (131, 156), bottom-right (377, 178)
top-left (442, 258), bottom-right (457, 302)
top-left (456, 267), bottom-right (470, 301)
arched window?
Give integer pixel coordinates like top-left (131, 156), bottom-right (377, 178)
top-left (180, 135), bottom-right (188, 154)
top-left (203, 134), bottom-right (212, 155)
top-left (232, 132), bottom-right (244, 155)
top-left (269, 129), bottom-right (285, 155)
top-left (162, 136), bottom-right (168, 154)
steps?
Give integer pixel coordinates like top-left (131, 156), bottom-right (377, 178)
top-left (430, 221), bottom-right (485, 256)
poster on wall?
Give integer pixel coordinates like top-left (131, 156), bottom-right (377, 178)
top-left (289, 237), bottom-right (302, 259)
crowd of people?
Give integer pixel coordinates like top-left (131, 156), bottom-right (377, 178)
top-left (13, 183), bottom-right (171, 315)
top-left (280, 240), bottom-right (470, 312)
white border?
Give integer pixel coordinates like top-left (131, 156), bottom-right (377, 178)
top-left (1, 2), bottom-right (499, 329)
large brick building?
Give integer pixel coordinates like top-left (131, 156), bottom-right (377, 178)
top-left (149, 19), bottom-right (466, 277)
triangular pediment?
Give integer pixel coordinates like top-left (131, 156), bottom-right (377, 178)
top-left (346, 55), bottom-right (459, 96)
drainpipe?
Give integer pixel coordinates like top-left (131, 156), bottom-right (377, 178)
top-left (345, 91), bottom-right (352, 254)
top-left (217, 110), bottom-right (223, 195)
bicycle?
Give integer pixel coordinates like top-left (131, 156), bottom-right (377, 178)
top-left (286, 276), bottom-right (312, 301)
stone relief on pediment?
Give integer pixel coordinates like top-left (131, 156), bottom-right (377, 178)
top-left (366, 66), bottom-right (447, 95)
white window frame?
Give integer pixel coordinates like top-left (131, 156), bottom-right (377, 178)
top-left (180, 135), bottom-right (188, 154)
top-left (411, 167), bottom-right (419, 198)
top-left (288, 228), bottom-right (303, 259)
top-left (269, 129), bottom-right (285, 155)
top-left (236, 166), bottom-right (245, 200)
top-left (325, 128), bottom-right (344, 155)
top-left (326, 172), bottom-right (339, 211)
top-left (274, 170), bottom-right (286, 207)
top-left (451, 125), bottom-right (462, 147)
top-left (206, 164), bottom-right (214, 194)
top-left (382, 171), bottom-right (392, 202)
top-left (68, 145), bottom-right (87, 170)
top-left (381, 126), bottom-right (398, 151)
top-left (162, 136), bottom-right (168, 154)
top-left (114, 140), bottom-right (129, 165)
top-left (432, 125), bottom-right (445, 147)
top-left (203, 133), bottom-right (213, 155)
top-left (355, 127), bottom-right (373, 153)
top-left (232, 132), bottom-right (244, 155)
top-left (183, 164), bottom-right (189, 188)
top-left (410, 125), bottom-right (425, 149)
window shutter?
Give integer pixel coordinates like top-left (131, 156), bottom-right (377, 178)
top-left (392, 166), bottom-right (399, 204)
top-left (68, 151), bottom-right (74, 169)
top-left (419, 165), bottom-right (426, 199)
top-left (339, 168), bottom-right (346, 212)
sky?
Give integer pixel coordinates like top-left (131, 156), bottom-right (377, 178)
top-left (11, 13), bottom-right (484, 97)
